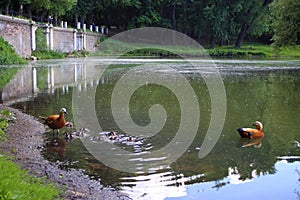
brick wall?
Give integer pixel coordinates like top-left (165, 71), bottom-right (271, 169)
top-left (0, 14), bottom-right (33, 57)
top-left (52, 27), bottom-right (75, 52)
top-left (0, 14), bottom-right (102, 57)
top-left (85, 32), bottom-right (99, 52)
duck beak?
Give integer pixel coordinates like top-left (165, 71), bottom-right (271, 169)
top-left (64, 111), bottom-right (68, 115)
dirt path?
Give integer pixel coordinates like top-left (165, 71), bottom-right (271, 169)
top-left (0, 105), bottom-right (130, 200)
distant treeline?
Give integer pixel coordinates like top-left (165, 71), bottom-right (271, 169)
top-left (1, 0), bottom-right (299, 48)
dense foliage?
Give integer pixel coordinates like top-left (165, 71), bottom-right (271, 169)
top-left (0, 37), bottom-right (27, 65)
top-left (0, 0), bottom-right (299, 48)
top-left (270, 0), bottom-right (300, 48)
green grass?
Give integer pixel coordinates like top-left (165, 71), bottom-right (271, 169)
top-left (0, 37), bottom-right (27, 65)
top-left (0, 109), bottom-right (60, 199)
top-left (276, 46), bottom-right (300, 57)
top-left (0, 155), bottom-right (60, 200)
top-left (93, 38), bottom-right (300, 59)
top-left (32, 50), bottom-right (65, 59)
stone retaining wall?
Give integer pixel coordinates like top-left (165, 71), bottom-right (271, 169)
top-left (0, 14), bottom-right (102, 57)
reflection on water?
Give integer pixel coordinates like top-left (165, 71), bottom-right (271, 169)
top-left (2, 58), bottom-right (300, 199)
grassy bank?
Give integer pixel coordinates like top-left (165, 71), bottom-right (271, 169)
top-left (31, 50), bottom-right (89, 60)
top-left (0, 37), bottom-right (27, 65)
top-left (93, 38), bottom-right (300, 59)
top-left (0, 109), bottom-right (60, 199)
top-left (0, 156), bottom-right (60, 200)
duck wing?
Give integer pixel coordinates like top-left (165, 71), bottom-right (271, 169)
top-left (44, 114), bottom-right (60, 125)
top-left (237, 128), bottom-right (256, 138)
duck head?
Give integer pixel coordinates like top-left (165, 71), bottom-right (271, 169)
top-left (60, 108), bottom-right (68, 115)
top-left (253, 121), bottom-right (263, 130)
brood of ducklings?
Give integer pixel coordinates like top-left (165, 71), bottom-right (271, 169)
top-left (64, 128), bottom-right (89, 140)
top-left (237, 121), bottom-right (264, 139)
top-left (44, 108), bottom-right (68, 134)
top-left (126, 136), bottom-right (135, 142)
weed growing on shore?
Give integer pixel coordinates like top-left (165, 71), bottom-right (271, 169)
top-left (0, 110), bottom-right (15, 140)
top-left (0, 155), bottom-right (60, 200)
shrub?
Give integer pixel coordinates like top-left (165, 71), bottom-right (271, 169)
top-left (0, 109), bottom-right (15, 140)
top-left (32, 50), bottom-right (65, 59)
top-left (0, 37), bottom-right (27, 65)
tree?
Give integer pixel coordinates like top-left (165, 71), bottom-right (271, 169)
top-left (48, 0), bottom-right (77, 24)
top-left (234, 0), bottom-right (272, 48)
top-left (271, 0), bottom-right (300, 48)
top-left (203, 0), bottom-right (237, 48)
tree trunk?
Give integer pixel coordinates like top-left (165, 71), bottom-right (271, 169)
top-left (74, 13), bottom-right (78, 26)
top-left (235, 22), bottom-right (249, 48)
top-left (218, 38), bottom-right (224, 46)
top-left (26, 4), bottom-right (32, 19)
top-left (19, 4), bottom-right (23, 15)
top-left (210, 35), bottom-right (216, 49)
top-left (171, 3), bottom-right (176, 30)
top-left (5, 1), bottom-right (10, 15)
top-left (80, 15), bottom-right (85, 28)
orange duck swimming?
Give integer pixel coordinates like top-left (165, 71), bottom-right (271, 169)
top-left (44, 108), bottom-right (68, 134)
top-left (237, 121), bottom-right (264, 139)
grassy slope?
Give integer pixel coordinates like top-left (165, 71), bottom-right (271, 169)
top-left (0, 37), bottom-right (27, 65)
top-left (0, 110), bottom-right (60, 200)
top-left (0, 155), bottom-right (60, 200)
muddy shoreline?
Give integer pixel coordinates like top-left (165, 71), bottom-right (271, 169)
top-left (0, 105), bottom-right (129, 200)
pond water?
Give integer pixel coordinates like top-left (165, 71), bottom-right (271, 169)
top-left (2, 58), bottom-right (300, 199)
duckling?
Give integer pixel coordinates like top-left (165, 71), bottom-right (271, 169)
top-left (71, 128), bottom-right (90, 138)
top-left (237, 121), bottom-right (264, 139)
top-left (44, 108), bottom-right (68, 135)
top-left (294, 140), bottom-right (300, 148)
top-left (65, 121), bottom-right (73, 128)
top-left (126, 136), bottom-right (135, 142)
top-left (64, 131), bottom-right (73, 140)
top-left (107, 131), bottom-right (118, 140)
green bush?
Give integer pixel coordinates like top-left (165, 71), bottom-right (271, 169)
top-left (0, 37), bottom-right (27, 65)
top-left (35, 28), bottom-right (48, 51)
top-left (0, 109), bottom-right (15, 140)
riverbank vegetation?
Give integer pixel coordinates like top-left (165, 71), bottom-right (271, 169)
top-left (0, 109), bottom-right (60, 199)
top-left (0, 0), bottom-right (299, 59)
top-left (0, 156), bottom-right (60, 200)
top-left (94, 38), bottom-right (300, 58)
top-left (0, 37), bottom-right (27, 65)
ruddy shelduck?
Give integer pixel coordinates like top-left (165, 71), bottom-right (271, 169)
top-left (44, 108), bottom-right (68, 134)
top-left (237, 121), bottom-right (264, 139)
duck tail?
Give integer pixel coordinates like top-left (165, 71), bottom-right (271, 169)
top-left (237, 128), bottom-right (244, 134)
top-left (237, 128), bottom-right (252, 138)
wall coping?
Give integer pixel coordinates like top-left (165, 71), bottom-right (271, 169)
top-left (0, 14), bottom-right (34, 25)
top-left (85, 31), bottom-right (102, 36)
top-left (53, 26), bottom-right (76, 33)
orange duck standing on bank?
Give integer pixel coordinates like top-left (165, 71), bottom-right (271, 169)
top-left (237, 121), bottom-right (264, 139)
top-left (44, 108), bottom-right (68, 134)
